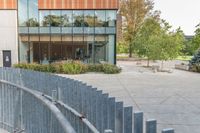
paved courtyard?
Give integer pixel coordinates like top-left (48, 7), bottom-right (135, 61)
top-left (60, 60), bottom-right (200, 133)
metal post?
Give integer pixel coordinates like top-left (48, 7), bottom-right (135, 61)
top-left (146, 119), bottom-right (156, 133)
top-left (52, 90), bottom-right (57, 102)
top-left (124, 107), bottom-right (133, 133)
top-left (134, 112), bottom-right (143, 133)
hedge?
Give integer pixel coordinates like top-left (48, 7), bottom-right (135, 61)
top-left (14, 61), bottom-right (121, 74)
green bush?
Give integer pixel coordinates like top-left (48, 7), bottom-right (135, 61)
top-left (51, 62), bottom-right (64, 73)
top-left (62, 61), bottom-right (88, 74)
top-left (102, 64), bottom-right (122, 74)
top-left (189, 50), bottom-right (200, 72)
top-left (13, 63), bottom-right (56, 73)
top-left (117, 41), bottom-right (129, 54)
top-left (14, 61), bottom-right (121, 74)
top-left (88, 64), bottom-right (103, 72)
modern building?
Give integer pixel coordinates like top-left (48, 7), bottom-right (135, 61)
top-left (0, 0), bottom-right (119, 67)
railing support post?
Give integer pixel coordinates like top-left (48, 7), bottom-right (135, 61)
top-left (52, 90), bottom-right (58, 102)
top-left (134, 112), bottom-right (143, 133)
top-left (146, 119), bottom-right (156, 133)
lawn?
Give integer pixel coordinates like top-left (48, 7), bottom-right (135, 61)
top-left (176, 56), bottom-right (193, 61)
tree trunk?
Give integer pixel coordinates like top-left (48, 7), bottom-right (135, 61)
top-left (147, 58), bottom-right (150, 67)
top-left (161, 60), bottom-right (164, 70)
top-left (129, 44), bottom-right (132, 58)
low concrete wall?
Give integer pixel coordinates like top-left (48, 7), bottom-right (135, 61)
top-left (0, 10), bottom-right (18, 67)
top-left (175, 64), bottom-right (189, 71)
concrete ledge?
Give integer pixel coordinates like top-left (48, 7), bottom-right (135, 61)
top-left (175, 64), bottom-right (189, 71)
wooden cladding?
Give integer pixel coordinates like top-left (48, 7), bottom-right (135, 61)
top-left (38, 0), bottom-right (119, 10)
top-left (0, 0), bottom-right (17, 9)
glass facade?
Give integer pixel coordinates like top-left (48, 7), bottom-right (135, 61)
top-left (18, 0), bottom-right (117, 64)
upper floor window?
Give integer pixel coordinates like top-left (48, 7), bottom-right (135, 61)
top-left (50, 10), bottom-right (62, 27)
top-left (40, 10), bottom-right (51, 27)
top-left (106, 11), bottom-right (116, 27)
top-left (61, 11), bottom-right (73, 27)
top-left (95, 10), bottom-right (106, 27)
top-left (73, 11), bottom-right (84, 27)
top-left (84, 10), bottom-right (95, 27)
top-left (18, 0), bottom-right (28, 26)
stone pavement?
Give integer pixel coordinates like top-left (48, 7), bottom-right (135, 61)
top-left (60, 61), bottom-right (200, 133)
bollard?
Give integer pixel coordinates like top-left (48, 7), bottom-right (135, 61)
top-left (146, 119), bottom-right (157, 133)
top-left (162, 128), bottom-right (174, 133)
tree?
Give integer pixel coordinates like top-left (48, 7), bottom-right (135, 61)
top-left (133, 17), bottom-right (161, 66)
top-left (189, 49), bottom-right (200, 72)
top-left (192, 23), bottom-right (200, 52)
top-left (117, 41), bottom-right (129, 54)
top-left (120, 0), bottom-right (154, 57)
top-left (182, 38), bottom-right (194, 56)
top-left (134, 17), bottom-right (184, 67)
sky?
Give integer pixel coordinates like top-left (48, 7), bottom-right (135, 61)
top-left (154, 0), bottom-right (200, 35)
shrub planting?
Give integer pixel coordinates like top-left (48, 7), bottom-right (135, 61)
top-left (14, 61), bottom-right (121, 74)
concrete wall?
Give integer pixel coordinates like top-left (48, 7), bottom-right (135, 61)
top-left (0, 10), bottom-right (18, 67)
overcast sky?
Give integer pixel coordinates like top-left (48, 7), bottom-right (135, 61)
top-left (154, 0), bottom-right (200, 35)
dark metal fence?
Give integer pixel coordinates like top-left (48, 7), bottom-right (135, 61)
top-left (0, 68), bottom-right (174, 133)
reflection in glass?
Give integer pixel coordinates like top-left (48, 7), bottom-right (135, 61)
top-left (18, 9), bottom-right (117, 64)
top-left (95, 10), bottom-right (106, 27)
top-left (18, 0), bottom-right (28, 26)
top-left (73, 11), bottom-right (84, 27)
top-left (62, 11), bottom-right (73, 27)
top-left (84, 10), bottom-right (95, 27)
top-left (106, 10), bottom-right (116, 27)
top-left (28, 0), bottom-right (39, 27)
top-left (40, 11), bottom-right (51, 26)
top-left (50, 10), bottom-right (62, 27)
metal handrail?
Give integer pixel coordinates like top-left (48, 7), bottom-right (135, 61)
top-left (0, 80), bottom-right (76, 133)
top-left (43, 94), bottom-right (100, 133)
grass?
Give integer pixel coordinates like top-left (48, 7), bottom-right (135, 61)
top-left (176, 56), bottom-right (193, 61)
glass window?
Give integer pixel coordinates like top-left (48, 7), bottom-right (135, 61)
top-left (95, 10), bottom-right (106, 27)
top-left (106, 10), bottom-right (116, 27)
top-left (28, 0), bottom-right (39, 27)
top-left (61, 11), bottom-right (73, 27)
top-left (40, 10), bottom-right (51, 27)
top-left (73, 11), bottom-right (84, 27)
top-left (18, 0), bottom-right (28, 26)
top-left (50, 10), bottom-right (62, 27)
top-left (84, 10), bottom-right (95, 27)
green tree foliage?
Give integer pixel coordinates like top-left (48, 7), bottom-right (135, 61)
top-left (134, 17), bottom-right (184, 66)
top-left (192, 23), bottom-right (200, 51)
top-left (182, 39), bottom-right (194, 55)
top-left (117, 41), bottom-right (129, 54)
top-left (189, 49), bottom-right (200, 72)
top-left (120, 0), bottom-right (154, 57)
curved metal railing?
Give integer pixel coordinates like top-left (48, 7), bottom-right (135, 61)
top-left (0, 80), bottom-right (76, 133)
top-left (0, 68), bottom-right (175, 133)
